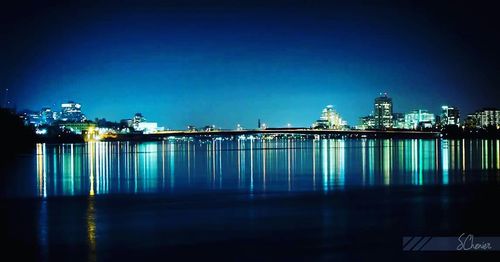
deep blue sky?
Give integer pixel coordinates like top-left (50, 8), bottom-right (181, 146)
top-left (2, 0), bottom-right (500, 129)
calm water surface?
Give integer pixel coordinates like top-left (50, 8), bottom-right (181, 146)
top-left (3, 138), bottom-right (500, 261)
top-left (7, 138), bottom-right (499, 198)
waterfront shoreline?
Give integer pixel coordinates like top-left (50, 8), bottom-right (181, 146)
top-left (34, 129), bottom-right (500, 144)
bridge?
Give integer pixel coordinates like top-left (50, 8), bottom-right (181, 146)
top-left (109, 129), bottom-right (441, 141)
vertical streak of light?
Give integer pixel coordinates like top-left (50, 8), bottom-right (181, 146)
top-left (170, 142), bottom-right (175, 191)
top-left (497, 140), bottom-right (499, 169)
top-left (142, 144), bottom-right (146, 191)
top-left (369, 140), bottom-right (374, 186)
top-left (53, 147), bottom-right (57, 195)
top-left (241, 142), bottom-right (247, 186)
top-left (62, 146), bottom-right (65, 195)
top-left (42, 144), bottom-right (47, 198)
top-left (105, 143), bottom-right (109, 194)
top-left (288, 139), bottom-right (291, 191)
top-left (250, 139), bottom-right (254, 194)
top-left (485, 140), bottom-right (489, 169)
top-left (117, 142), bottom-right (121, 192)
top-left (362, 139), bottom-right (366, 186)
top-left (384, 140), bottom-right (391, 186)
top-left (134, 144), bottom-right (138, 194)
top-left (192, 141), bottom-right (196, 185)
top-left (96, 143), bottom-right (101, 195)
top-left (187, 141), bottom-right (191, 185)
top-left (442, 140), bottom-right (449, 185)
top-left (70, 144), bottom-right (74, 195)
top-left (399, 140), bottom-right (404, 179)
top-left (489, 139), bottom-right (494, 169)
top-left (237, 140), bottom-right (241, 188)
top-left (418, 140), bottom-right (423, 185)
top-left (313, 140), bottom-right (316, 191)
top-left (338, 140), bottom-right (345, 188)
top-left (412, 139), bottom-right (418, 185)
top-left (263, 139), bottom-right (266, 191)
top-left (322, 139), bottom-right (328, 192)
top-left (329, 140), bottom-right (334, 189)
top-left (470, 140), bottom-right (474, 171)
top-left (162, 141), bottom-right (165, 189)
top-left (218, 140), bottom-right (222, 189)
top-left (86, 197), bottom-right (96, 262)
top-left (462, 139), bottom-right (466, 172)
top-left (435, 139), bottom-right (439, 175)
top-left (89, 142), bottom-right (95, 196)
top-left (481, 140), bottom-right (485, 170)
top-left (212, 141), bottom-right (216, 188)
top-left (125, 142), bottom-right (130, 191)
top-left (36, 144), bottom-right (43, 197)
top-left (450, 140), bottom-right (455, 171)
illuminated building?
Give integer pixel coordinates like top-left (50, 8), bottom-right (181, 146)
top-left (441, 105), bottom-right (460, 126)
top-left (21, 110), bottom-right (41, 126)
top-left (60, 101), bottom-right (86, 122)
top-left (136, 122), bottom-right (158, 134)
top-left (40, 107), bottom-right (55, 125)
top-left (374, 94), bottom-right (393, 129)
top-left (464, 114), bottom-right (477, 128)
top-left (312, 105), bottom-right (346, 130)
top-left (404, 109), bottom-right (436, 129)
top-left (59, 122), bottom-right (96, 135)
top-left (392, 112), bottom-right (406, 129)
top-left (467, 108), bottom-right (500, 128)
top-left (357, 115), bottom-right (375, 130)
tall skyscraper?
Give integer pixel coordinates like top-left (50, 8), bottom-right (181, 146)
top-left (374, 94), bottom-right (393, 129)
top-left (60, 101), bottom-right (85, 122)
top-left (441, 105), bottom-right (460, 126)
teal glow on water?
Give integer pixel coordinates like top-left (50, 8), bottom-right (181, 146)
top-left (18, 138), bottom-right (500, 197)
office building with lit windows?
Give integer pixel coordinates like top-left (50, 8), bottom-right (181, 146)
top-left (392, 112), bottom-right (406, 129)
top-left (374, 94), bottom-right (393, 129)
top-left (467, 108), bottom-right (500, 128)
top-left (441, 105), bottom-right (460, 126)
top-left (357, 115), bottom-right (375, 130)
top-left (404, 109), bottom-right (436, 129)
top-left (60, 101), bottom-right (86, 122)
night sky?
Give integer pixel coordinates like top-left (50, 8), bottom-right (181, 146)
top-left (2, 0), bottom-right (500, 129)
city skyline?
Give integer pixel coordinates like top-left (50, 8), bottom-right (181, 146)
top-left (17, 95), bottom-right (500, 131)
top-left (2, 0), bottom-right (500, 129)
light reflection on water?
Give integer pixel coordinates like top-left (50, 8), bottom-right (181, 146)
top-left (33, 139), bottom-right (500, 197)
top-left (25, 138), bottom-right (500, 261)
